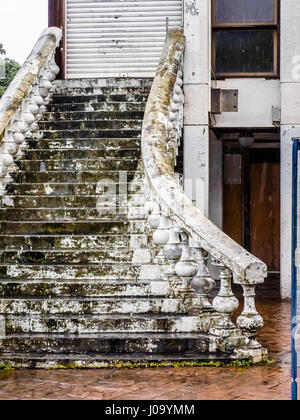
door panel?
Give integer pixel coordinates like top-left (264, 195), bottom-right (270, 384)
top-left (250, 162), bottom-right (280, 270)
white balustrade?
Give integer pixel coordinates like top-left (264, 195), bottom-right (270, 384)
top-left (0, 27), bottom-right (62, 195)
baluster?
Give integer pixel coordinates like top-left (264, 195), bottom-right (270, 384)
top-left (152, 210), bottom-right (171, 266)
top-left (210, 262), bottom-right (239, 338)
top-left (175, 232), bottom-right (198, 297)
top-left (162, 223), bottom-right (182, 281)
top-left (236, 284), bottom-right (264, 349)
top-left (153, 212), bottom-right (171, 246)
top-left (147, 200), bottom-right (161, 230)
top-left (190, 245), bottom-right (216, 312)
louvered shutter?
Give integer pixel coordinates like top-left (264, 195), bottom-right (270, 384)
top-left (66, 0), bottom-right (183, 78)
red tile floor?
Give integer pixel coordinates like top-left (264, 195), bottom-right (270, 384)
top-left (0, 299), bottom-right (292, 400)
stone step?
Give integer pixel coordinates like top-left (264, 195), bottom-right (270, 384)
top-left (0, 297), bottom-right (188, 315)
top-left (26, 137), bottom-right (141, 150)
top-left (12, 170), bottom-right (143, 184)
top-left (6, 181), bottom-right (143, 196)
top-left (1, 194), bottom-right (144, 209)
top-left (0, 280), bottom-right (170, 298)
top-left (46, 101), bottom-right (146, 113)
top-left (50, 93), bottom-right (148, 104)
top-left (0, 220), bottom-right (146, 235)
top-left (41, 110), bottom-right (145, 122)
top-left (0, 208), bottom-right (145, 222)
top-left (22, 149), bottom-right (141, 160)
top-left (0, 333), bottom-right (210, 354)
top-left (53, 85), bottom-right (151, 96)
top-left (54, 77), bottom-right (153, 90)
top-left (0, 352), bottom-right (237, 369)
top-left (0, 249), bottom-right (143, 264)
top-left (0, 263), bottom-right (160, 281)
top-left (38, 119), bottom-right (142, 131)
top-left (16, 158), bottom-right (141, 172)
top-left (32, 129), bottom-right (142, 139)
top-left (0, 234), bottom-right (147, 251)
top-left (3, 313), bottom-right (215, 334)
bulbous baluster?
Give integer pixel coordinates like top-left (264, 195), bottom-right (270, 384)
top-left (153, 213), bottom-right (171, 246)
top-left (12, 110), bottom-right (29, 135)
top-left (190, 246), bottom-right (216, 312)
top-left (21, 102), bottom-right (35, 126)
top-left (147, 200), bottom-right (161, 229)
top-left (1, 131), bottom-right (18, 156)
top-left (175, 233), bottom-right (198, 294)
top-left (236, 285), bottom-right (264, 349)
top-left (163, 223), bottom-right (182, 281)
top-left (210, 261), bottom-right (239, 337)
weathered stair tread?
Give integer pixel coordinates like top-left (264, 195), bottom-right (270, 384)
top-left (1, 195), bottom-right (144, 208)
top-left (0, 297), bottom-right (190, 315)
top-left (46, 102), bottom-right (146, 112)
top-left (0, 280), bottom-right (170, 296)
top-left (0, 234), bottom-right (146, 250)
top-left (41, 111), bottom-right (145, 121)
top-left (0, 352), bottom-right (240, 369)
top-left (0, 333), bottom-right (212, 355)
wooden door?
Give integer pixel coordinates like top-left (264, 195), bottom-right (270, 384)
top-left (223, 147), bottom-right (280, 272)
top-left (249, 161), bottom-right (280, 270)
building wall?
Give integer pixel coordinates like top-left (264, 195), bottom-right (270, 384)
top-left (183, 0), bottom-right (211, 216)
top-left (213, 79), bottom-right (280, 128)
top-left (280, 0), bottom-right (300, 299)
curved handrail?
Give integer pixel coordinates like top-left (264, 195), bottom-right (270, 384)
top-left (0, 27), bottom-right (62, 143)
top-left (0, 27), bottom-right (62, 194)
top-left (142, 28), bottom-right (267, 285)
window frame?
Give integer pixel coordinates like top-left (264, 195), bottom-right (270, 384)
top-left (212, 0), bottom-right (280, 78)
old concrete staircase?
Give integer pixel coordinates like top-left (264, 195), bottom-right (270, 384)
top-left (0, 79), bottom-right (223, 368)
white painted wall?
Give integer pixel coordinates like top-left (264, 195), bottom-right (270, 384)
top-left (183, 0), bottom-right (211, 216)
top-left (213, 79), bottom-right (280, 128)
top-left (280, 0), bottom-right (300, 299)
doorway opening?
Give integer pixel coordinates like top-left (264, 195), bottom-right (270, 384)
top-left (222, 135), bottom-right (280, 297)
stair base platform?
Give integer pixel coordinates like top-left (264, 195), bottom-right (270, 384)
top-left (0, 352), bottom-right (252, 369)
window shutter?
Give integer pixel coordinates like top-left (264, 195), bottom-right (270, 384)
top-left (66, 0), bottom-right (183, 78)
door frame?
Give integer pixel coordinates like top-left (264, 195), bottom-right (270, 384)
top-left (223, 142), bottom-right (280, 271)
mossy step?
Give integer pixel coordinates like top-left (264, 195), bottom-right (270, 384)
top-left (0, 234), bottom-right (147, 251)
top-left (6, 181), bottom-right (143, 196)
top-left (54, 77), bottom-right (153, 89)
top-left (3, 313), bottom-right (217, 335)
top-left (0, 297), bottom-right (190, 315)
top-left (22, 149), bottom-right (141, 160)
top-left (26, 137), bottom-right (141, 150)
top-left (50, 93), bottom-right (148, 104)
top-left (0, 352), bottom-right (241, 369)
top-left (32, 129), bottom-right (142, 139)
top-left (41, 111), bottom-right (145, 121)
top-left (0, 249), bottom-right (140, 264)
top-left (0, 280), bottom-right (170, 298)
top-left (0, 207), bottom-right (146, 222)
top-left (0, 220), bottom-right (146, 235)
top-left (16, 158), bottom-right (141, 172)
top-left (46, 102), bottom-right (146, 113)
top-left (52, 86), bottom-right (151, 96)
top-left (38, 120), bottom-right (142, 131)
top-left (1, 194), bottom-right (144, 209)
top-left (0, 333), bottom-right (211, 355)
top-left (13, 170), bottom-right (143, 184)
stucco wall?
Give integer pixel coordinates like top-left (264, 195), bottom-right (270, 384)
top-left (280, 0), bottom-right (300, 299)
top-left (213, 79), bottom-right (280, 128)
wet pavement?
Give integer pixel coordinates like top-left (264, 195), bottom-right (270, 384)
top-left (0, 298), bottom-right (291, 400)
